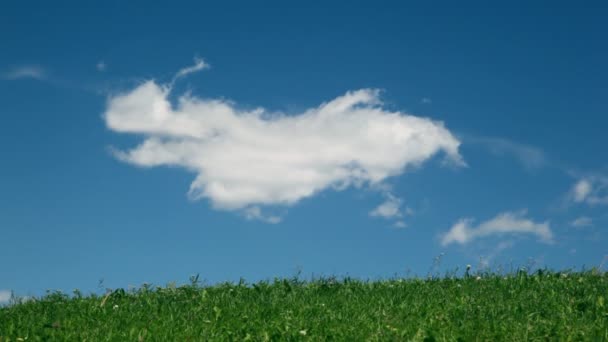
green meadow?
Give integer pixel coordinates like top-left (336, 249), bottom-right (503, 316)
top-left (1, 270), bottom-right (607, 341)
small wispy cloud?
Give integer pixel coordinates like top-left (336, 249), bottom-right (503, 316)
top-left (441, 210), bottom-right (553, 246)
top-left (369, 193), bottom-right (413, 228)
top-left (468, 136), bottom-right (546, 170)
top-left (0, 290), bottom-right (11, 304)
top-left (369, 194), bottom-right (403, 219)
top-left (393, 220), bottom-right (407, 228)
top-left (572, 179), bottom-right (592, 202)
top-left (170, 57), bottom-right (209, 86)
top-left (97, 61), bottom-right (107, 72)
top-left (569, 177), bottom-right (608, 206)
top-left (570, 216), bottom-right (593, 228)
top-left (243, 206), bottom-right (282, 224)
top-left (479, 240), bottom-right (514, 268)
top-left (421, 97), bottom-right (432, 104)
top-left (2, 65), bottom-right (46, 80)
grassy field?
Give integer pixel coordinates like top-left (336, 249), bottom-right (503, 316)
top-left (1, 270), bottom-right (607, 341)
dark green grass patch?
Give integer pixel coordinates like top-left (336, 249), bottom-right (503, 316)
top-left (1, 270), bottom-right (607, 341)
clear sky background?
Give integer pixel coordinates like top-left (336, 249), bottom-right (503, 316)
top-left (1, 1), bottom-right (607, 301)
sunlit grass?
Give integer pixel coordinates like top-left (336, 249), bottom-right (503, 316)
top-left (1, 270), bottom-right (607, 341)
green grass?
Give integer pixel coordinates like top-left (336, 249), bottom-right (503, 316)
top-left (1, 270), bottom-right (607, 341)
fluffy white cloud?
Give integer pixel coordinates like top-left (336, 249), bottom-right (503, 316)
top-left (104, 61), bottom-right (463, 217)
top-left (2, 66), bottom-right (45, 80)
top-left (570, 177), bottom-right (608, 206)
top-left (441, 210), bottom-right (553, 246)
top-left (0, 290), bottom-right (11, 304)
top-left (570, 216), bottom-right (593, 228)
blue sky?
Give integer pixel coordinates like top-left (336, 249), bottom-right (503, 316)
top-left (1, 1), bottom-right (607, 301)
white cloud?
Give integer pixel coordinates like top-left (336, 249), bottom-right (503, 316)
top-left (104, 60), bottom-right (463, 218)
top-left (441, 210), bottom-right (553, 246)
top-left (570, 216), bottom-right (593, 228)
top-left (572, 179), bottom-right (592, 202)
top-left (393, 220), bottom-right (407, 228)
top-left (243, 206), bottom-right (282, 224)
top-left (369, 194), bottom-right (402, 219)
top-left (421, 97), bottom-right (432, 104)
top-left (470, 136), bottom-right (546, 170)
top-left (171, 57), bottom-right (209, 86)
top-left (2, 66), bottom-right (45, 80)
top-left (97, 61), bottom-right (107, 72)
top-left (569, 177), bottom-right (608, 206)
top-left (0, 290), bottom-right (11, 304)
top-left (370, 193), bottom-right (415, 227)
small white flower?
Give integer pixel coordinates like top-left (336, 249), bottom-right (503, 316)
top-left (476, 276), bottom-right (482, 281)
top-left (113, 304), bottom-right (119, 310)
top-left (299, 330), bottom-right (307, 336)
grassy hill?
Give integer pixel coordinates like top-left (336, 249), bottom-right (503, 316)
top-left (1, 270), bottom-right (607, 341)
